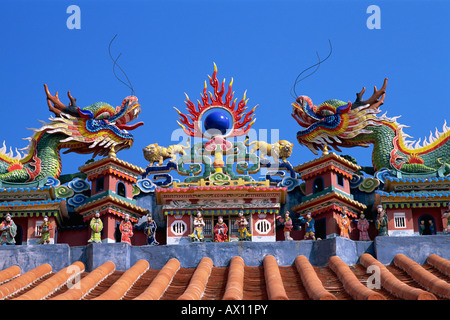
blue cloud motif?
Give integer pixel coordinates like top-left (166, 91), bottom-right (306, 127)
top-left (278, 176), bottom-right (299, 192)
top-left (67, 194), bottom-right (88, 207)
top-left (136, 177), bottom-right (156, 193)
top-left (45, 176), bottom-right (61, 187)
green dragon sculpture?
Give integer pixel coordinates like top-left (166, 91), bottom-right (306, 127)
top-left (291, 79), bottom-right (450, 176)
top-left (0, 84), bottom-right (143, 186)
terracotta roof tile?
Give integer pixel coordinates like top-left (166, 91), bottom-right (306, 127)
top-left (2, 253), bottom-right (449, 300)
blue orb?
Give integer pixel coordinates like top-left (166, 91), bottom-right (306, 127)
top-left (204, 111), bottom-right (231, 135)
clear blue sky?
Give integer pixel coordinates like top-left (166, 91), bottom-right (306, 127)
top-left (0, 0), bottom-right (449, 178)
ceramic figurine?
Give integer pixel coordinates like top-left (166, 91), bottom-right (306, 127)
top-left (37, 216), bottom-right (53, 244)
top-left (298, 212), bottom-right (315, 240)
top-left (0, 213), bottom-right (17, 245)
top-left (88, 211), bottom-right (103, 243)
top-left (356, 213), bottom-right (370, 241)
top-left (119, 214), bottom-right (134, 245)
top-left (429, 220), bottom-right (436, 235)
top-left (276, 211), bottom-right (293, 241)
top-left (235, 211), bottom-right (252, 241)
top-left (189, 210), bottom-right (206, 242)
top-left (419, 220), bottom-right (426, 235)
top-left (214, 216), bottom-right (228, 242)
top-left (375, 205), bottom-right (389, 236)
top-left (338, 207), bottom-right (351, 238)
top-left (138, 215), bottom-right (159, 245)
top-left (442, 202), bottom-right (450, 235)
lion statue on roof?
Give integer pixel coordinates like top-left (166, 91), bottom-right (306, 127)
top-left (244, 137), bottom-right (293, 163)
top-left (143, 140), bottom-right (191, 166)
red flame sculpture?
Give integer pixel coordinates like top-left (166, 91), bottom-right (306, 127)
top-left (174, 63), bottom-right (258, 138)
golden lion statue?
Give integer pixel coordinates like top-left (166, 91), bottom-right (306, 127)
top-left (244, 137), bottom-right (293, 163)
top-left (143, 139), bottom-right (190, 166)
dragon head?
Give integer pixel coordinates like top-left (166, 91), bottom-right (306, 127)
top-left (291, 79), bottom-right (388, 154)
top-left (43, 84), bottom-right (144, 157)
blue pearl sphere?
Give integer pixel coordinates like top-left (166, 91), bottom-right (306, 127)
top-left (204, 111), bottom-right (231, 135)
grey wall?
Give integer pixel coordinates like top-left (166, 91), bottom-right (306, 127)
top-left (374, 235), bottom-right (450, 265)
top-left (0, 245), bottom-right (71, 273)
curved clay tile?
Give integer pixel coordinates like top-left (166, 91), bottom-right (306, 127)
top-left (178, 257), bottom-right (214, 300)
top-left (394, 254), bottom-right (450, 299)
top-left (0, 265), bottom-right (21, 286)
top-left (133, 258), bottom-right (180, 300)
top-left (263, 255), bottom-right (288, 300)
top-left (93, 260), bottom-right (149, 300)
top-left (0, 264), bottom-right (52, 300)
top-left (50, 261), bottom-right (115, 300)
top-left (294, 255), bottom-right (336, 300)
top-left (13, 261), bottom-right (85, 300)
top-left (427, 254), bottom-right (450, 278)
top-left (222, 256), bottom-right (245, 300)
top-left (360, 253), bottom-right (436, 300)
top-left (328, 256), bottom-right (385, 300)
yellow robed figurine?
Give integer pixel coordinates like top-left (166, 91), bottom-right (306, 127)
top-left (88, 211), bottom-right (103, 243)
top-left (37, 216), bottom-right (53, 244)
top-left (235, 211), bottom-right (252, 241)
top-left (189, 210), bottom-right (205, 242)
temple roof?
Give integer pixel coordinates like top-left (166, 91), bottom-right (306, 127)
top-left (384, 175), bottom-right (450, 192)
top-left (376, 190), bottom-right (450, 208)
top-left (377, 190), bottom-right (450, 198)
top-left (385, 176), bottom-right (450, 183)
top-left (75, 194), bottom-right (148, 222)
top-left (291, 190), bottom-right (366, 217)
top-left (79, 155), bottom-right (145, 178)
top-left (0, 186), bottom-right (53, 193)
top-left (294, 152), bottom-right (361, 179)
top-left (156, 185), bottom-right (287, 205)
top-left (0, 198), bottom-right (68, 223)
top-left (0, 199), bottom-right (63, 207)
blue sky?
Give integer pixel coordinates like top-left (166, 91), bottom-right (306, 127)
top-left (0, 0), bottom-right (449, 178)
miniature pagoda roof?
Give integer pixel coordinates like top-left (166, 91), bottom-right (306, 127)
top-left (294, 151), bottom-right (361, 180)
top-left (291, 190), bottom-right (366, 217)
top-left (75, 194), bottom-right (148, 222)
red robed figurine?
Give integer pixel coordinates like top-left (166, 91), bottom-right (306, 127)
top-left (214, 216), bottom-right (228, 242)
top-left (120, 214), bottom-right (134, 245)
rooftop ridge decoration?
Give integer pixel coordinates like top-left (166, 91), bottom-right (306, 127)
top-left (139, 64), bottom-right (297, 191)
top-left (174, 62), bottom-right (257, 138)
